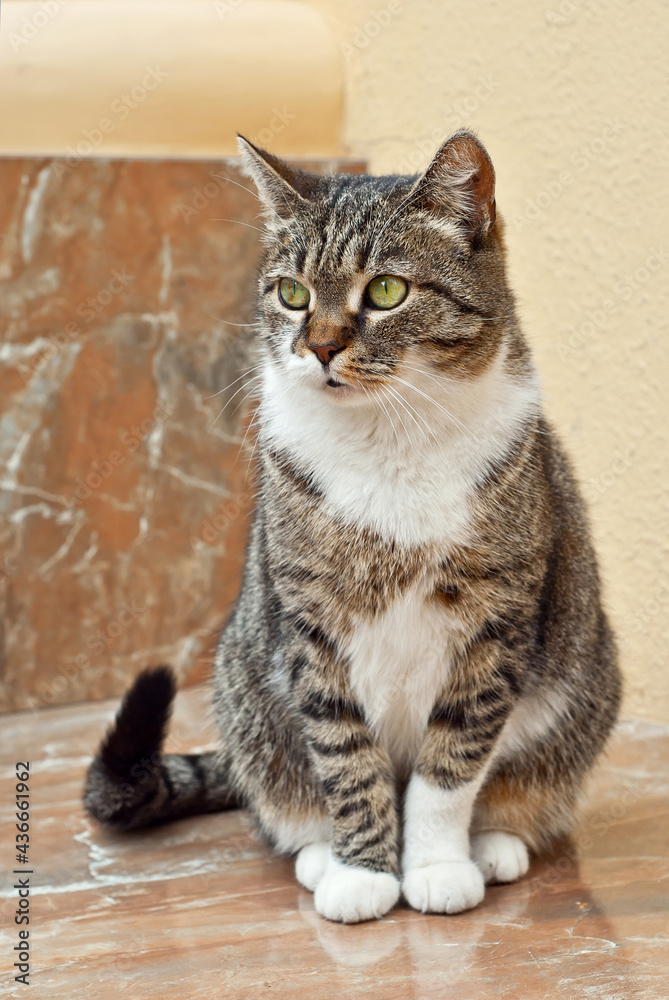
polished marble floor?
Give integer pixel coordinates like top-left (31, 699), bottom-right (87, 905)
top-left (1, 686), bottom-right (667, 999)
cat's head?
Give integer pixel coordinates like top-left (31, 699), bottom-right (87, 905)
top-left (239, 131), bottom-right (518, 409)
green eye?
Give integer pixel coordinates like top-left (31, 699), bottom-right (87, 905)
top-left (279, 277), bottom-right (310, 309)
top-left (366, 275), bottom-right (408, 309)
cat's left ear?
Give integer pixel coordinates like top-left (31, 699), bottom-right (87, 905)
top-left (413, 130), bottom-right (496, 241)
top-left (237, 135), bottom-right (318, 219)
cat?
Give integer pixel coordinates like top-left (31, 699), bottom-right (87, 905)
top-left (84, 130), bottom-right (621, 923)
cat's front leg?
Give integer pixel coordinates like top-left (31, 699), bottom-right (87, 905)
top-left (402, 774), bottom-right (488, 914)
top-left (301, 735), bottom-right (401, 923)
top-left (402, 642), bottom-right (525, 914)
top-left (292, 657), bottom-right (401, 922)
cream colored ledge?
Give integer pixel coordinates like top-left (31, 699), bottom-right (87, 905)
top-left (0, 0), bottom-right (343, 158)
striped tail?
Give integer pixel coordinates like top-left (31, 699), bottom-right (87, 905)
top-left (83, 666), bottom-right (238, 830)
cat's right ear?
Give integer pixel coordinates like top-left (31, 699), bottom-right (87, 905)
top-left (237, 136), bottom-right (318, 219)
top-left (412, 130), bottom-right (496, 243)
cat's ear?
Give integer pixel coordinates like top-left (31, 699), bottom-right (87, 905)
top-left (237, 135), bottom-right (318, 219)
top-left (413, 130), bottom-right (496, 240)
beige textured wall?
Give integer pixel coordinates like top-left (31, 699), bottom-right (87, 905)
top-left (308, 0), bottom-right (668, 721)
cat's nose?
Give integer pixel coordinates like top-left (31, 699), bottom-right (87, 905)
top-left (308, 341), bottom-right (344, 366)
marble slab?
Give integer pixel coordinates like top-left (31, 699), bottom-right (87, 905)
top-left (0, 688), bottom-right (667, 999)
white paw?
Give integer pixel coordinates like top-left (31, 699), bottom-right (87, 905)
top-left (471, 831), bottom-right (529, 884)
top-left (402, 859), bottom-right (485, 914)
top-left (295, 841), bottom-right (330, 891)
top-left (313, 855), bottom-right (400, 923)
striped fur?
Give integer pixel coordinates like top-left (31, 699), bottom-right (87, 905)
top-left (84, 132), bottom-right (621, 923)
top-left (84, 667), bottom-right (238, 829)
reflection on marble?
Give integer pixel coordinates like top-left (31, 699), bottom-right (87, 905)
top-left (0, 688), bottom-right (667, 999)
top-left (0, 155), bottom-right (362, 712)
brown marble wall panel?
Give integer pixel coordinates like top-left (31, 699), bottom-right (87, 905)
top-left (0, 155), bottom-right (363, 711)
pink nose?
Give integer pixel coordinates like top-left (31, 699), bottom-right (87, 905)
top-left (309, 342), bottom-right (342, 366)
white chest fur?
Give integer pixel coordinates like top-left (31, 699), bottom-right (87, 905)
top-left (261, 344), bottom-right (540, 548)
top-left (345, 583), bottom-right (465, 772)
top-left (345, 591), bottom-right (570, 777)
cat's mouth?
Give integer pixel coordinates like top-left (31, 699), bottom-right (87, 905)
top-left (321, 374), bottom-right (359, 401)
top-left (297, 361), bottom-right (360, 401)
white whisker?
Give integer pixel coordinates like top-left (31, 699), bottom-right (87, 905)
top-left (375, 357), bottom-right (462, 388)
top-left (389, 387), bottom-right (439, 438)
top-left (205, 364), bottom-right (265, 400)
top-left (377, 389), bottom-right (406, 446)
top-left (208, 374), bottom-right (263, 431)
top-left (384, 385), bottom-right (428, 441)
top-left (208, 217), bottom-right (286, 248)
top-left (369, 385), bottom-right (401, 447)
top-left (385, 372), bottom-right (473, 438)
top-left (234, 397), bottom-right (265, 472)
top-left (210, 172), bottom-right (261, 202)
top-left (206, 312), bottom-right (258, 329)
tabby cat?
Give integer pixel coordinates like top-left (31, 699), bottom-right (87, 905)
top-left (84, 130), bottom-right (621, 923)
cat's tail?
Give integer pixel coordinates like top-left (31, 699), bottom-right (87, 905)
top-left (83, 666), bottom-right (239, 830)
